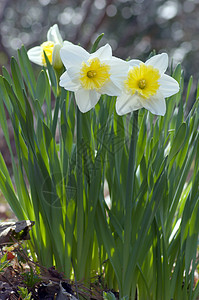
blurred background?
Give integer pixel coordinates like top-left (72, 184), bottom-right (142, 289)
top-left (0, 0), bottom-right (199, 82)
top-left (0, 0), bottom-right (198, 218)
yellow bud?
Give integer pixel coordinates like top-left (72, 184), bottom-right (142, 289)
top-left (41, 41), bottom-right (54, 65)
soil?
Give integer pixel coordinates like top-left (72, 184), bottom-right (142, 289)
top-left (0, 242), bottom-right (109, 300)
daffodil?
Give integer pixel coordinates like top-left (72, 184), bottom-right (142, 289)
top-left (27, 24), bottom-right (71, 69)
top-left (116, 53), bottom-right (179, 116)
top-left (59, 43), bottom-right (128, 113)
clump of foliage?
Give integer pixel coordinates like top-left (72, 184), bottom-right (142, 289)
top-left (0, 34), bottom-right (198, 300)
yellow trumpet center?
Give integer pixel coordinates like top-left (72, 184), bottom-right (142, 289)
top-left (138, 79), bottom-right (146, 89)
top-left (79, 58), bottom-right (110, 90)
top-left (87, 70), bottom-right (97, 78)
top-left (125, 63), bottom-right (160, 99)
top-left (41, 41), bottom-right (55, 65)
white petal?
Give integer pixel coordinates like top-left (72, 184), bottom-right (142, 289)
top-left (63, 40), bottom-right (73, 47)
top-left (59, 72), bottom-right (79, 92)
top-left (75, 89), bottom-right (101, 113)
top-left (140, 91), bottom-right (166, 116)
top-left (60, 44), bottom-right (89, 69)
top-left (27, 46), bottom-right (43, 65)
top-left (99, 80), bottom-right (121, 96)
top-left (159, 74), bottom-right (179, 97)
top-left (47, 24), bottom-right (63, 45)
top-left (67, 66), bottom-right (81, 84)
top-left (109, 57), bottom-right (129, 90)
top-left (145, 53), bottom-right (168, 75)
top-left (128, 59), bottom-right (142, 67)
top-left (111, 56), bottom-right (128, 64)
top-left (90, 44), bottom-right (112, 61)
top-left (116, 93), bottom-right (143, 115)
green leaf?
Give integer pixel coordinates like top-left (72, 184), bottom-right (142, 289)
top-left (36, 70), bottom-right (46, 105)
top-left (34, 100), bottom-right (44, 121)
top-left (103, 291), bottom-right (117, 300)
top-left (136, 111), bottom-right (147, 166)
top-left (167, 122), bottom-right (187, 164)
top-left (51, 96), bottom-right (60, 137)
top-left (172, 63), bottom-right (182, 82)
top-left (43, 51), bottom-right (57, 97)
top-left (90, 33), bottom-right (104, 53)
top-left (95, 202), bottom-right (122, 290)
top-left (17, 45), bottom-right (37, 99)
top-left (124, 169), bottom-right (167, 294)
top-left (11, 56), bottom-right (26, 110)
top-left (185, 76), bottom-right (193, 105)
top-left (2, 67), bottom-right (13, 85)
top-left (60, 100), bottom-right (74, 157)
top-left (0, 75), bottom-right (12, 115)
top-left (0, 88), bottom-right (12, 153)
top-left (0, 169), bottom-right (25, 220)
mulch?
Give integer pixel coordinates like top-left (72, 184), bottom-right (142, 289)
top-left (0, 241), bottom-right (107, 300)
top-left (0, 217), bottom-right (107, 300)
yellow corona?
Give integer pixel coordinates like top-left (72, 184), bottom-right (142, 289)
top-left (125, 63), bottom-right (160, 99)
top-left (79, 58), bottom-right (110, 90)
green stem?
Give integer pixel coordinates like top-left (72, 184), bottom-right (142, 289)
top-left (122, 110), bottom-right (138, 297)
top-left (76, 106), bottom-right (84, 279)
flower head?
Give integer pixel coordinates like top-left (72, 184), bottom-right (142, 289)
top-left (59, 43), bottom-right (128, 113)
top-left (27, 24), bottom-right (70, 69)
top-left (116, 53), bottom-right (179, 116)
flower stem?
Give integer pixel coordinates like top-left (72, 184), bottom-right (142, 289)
top-left (76, 106), bottom-right (84, 278)
top-left (122, 110), bottom-right (138, 296)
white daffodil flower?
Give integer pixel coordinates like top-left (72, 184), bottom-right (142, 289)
top-left (59, 43), bottom-right (129, 113)
top-left (116, 53), bottom-right (179, 116)
top-left (27, 24), bottom-right (71, 69)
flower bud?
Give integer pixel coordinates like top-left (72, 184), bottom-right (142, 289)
top-left (52, 43), bottom-right (63, 70)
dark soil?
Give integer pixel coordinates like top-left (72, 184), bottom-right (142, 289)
top-left (0, 242), bottom-right (111, 300)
